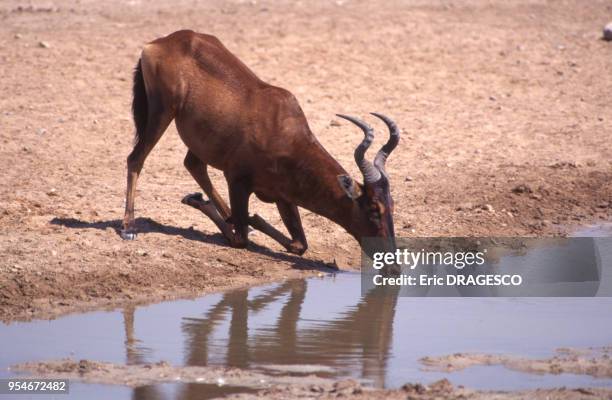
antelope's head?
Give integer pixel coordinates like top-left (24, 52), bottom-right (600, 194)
top-left (336, 113), bottom-right (400, 245)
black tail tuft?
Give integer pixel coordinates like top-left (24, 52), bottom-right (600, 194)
top-left (132, 59), bottom-right (148, 146)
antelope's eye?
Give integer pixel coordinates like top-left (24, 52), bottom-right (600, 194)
top-left (367, 201), bottom-right (385, 222)
top-left (370, 201), bottom-right (385, 214)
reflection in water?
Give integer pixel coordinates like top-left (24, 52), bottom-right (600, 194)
top-left (122, 278), bottom-right (400, 396)
top-left (124, 299), bottom-right (263, 400)
top-left (180, 280), bottom-right (399, 387)
top-left (124, 306), bottom-right (163, 400)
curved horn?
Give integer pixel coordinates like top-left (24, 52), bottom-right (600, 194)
top-left (371, 113), bottom-right (400, 174)
top-left (337, 114), bottom-right (381, 184)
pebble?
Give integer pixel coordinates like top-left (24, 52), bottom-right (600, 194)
top-left (604, 23), bottom-right (612, 41)
top-left (38, 41), bottom-right (50, 48)
top-left (456, 202), bottom-right (473, 211)
top-left (483, 204), bottom-right (494, 212)
top-left (512, 184), bottom-right (532, 194)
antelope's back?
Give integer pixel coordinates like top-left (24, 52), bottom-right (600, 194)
top-left (144, 30), bottom-right (265, 102)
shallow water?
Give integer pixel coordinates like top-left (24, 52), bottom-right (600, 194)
top-left (2, 230), bottom-right (612, 398)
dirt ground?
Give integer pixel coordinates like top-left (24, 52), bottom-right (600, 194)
top-left (1, 0), bottom-right (612, 322)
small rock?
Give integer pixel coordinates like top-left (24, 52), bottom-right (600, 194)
top-left (456, 202), bottom-right (473, 211)
top-left (310, 385), bottom-right (324, 393)
top-left (47, 188), bottom-right (58, 196)
top-left (332, 379), bottom-right (360, 395)
top-left (603, 23), bottom-right (612, 41)
top-left (37, 128), bottom-right (47, 135)
top-left (483, 204), bottom-right (494, 212)
top-left (429, 378), bottom-right (454, 393)
top-left (329, 119), bottom-right (341, 127)
top-left (14, 33), bottom-right (22, 39)
top-left (597, 201), bottom-right (610, 208)
top-left (402, 382), bottom-right (427, 394)
top-left (38, 41), bottom-right (50, 48)
top-left (216, 377), bottom-right (225, 386)
top-left (512, 184), bottom-right (532, 194)
top-left (136, 249), bottom-right (148, 256)
top-left (548, 161), bottom-right (578, 169)
top-left (405, 176), bottom-right (413, 182)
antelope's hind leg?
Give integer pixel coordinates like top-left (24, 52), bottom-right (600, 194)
top-left (121, 96), bottom-right (174, 240)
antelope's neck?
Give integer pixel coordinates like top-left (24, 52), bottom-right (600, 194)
top-left (290, 142), bottom-right (357, 239)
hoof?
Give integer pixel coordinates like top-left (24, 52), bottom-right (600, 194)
top-left (120, 229), bottom-right (137, 240)
top-left (182, 192), bottom-right (207, 206)
top-left (287, 244), bottom-right (307, 256)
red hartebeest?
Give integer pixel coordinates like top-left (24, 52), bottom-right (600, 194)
top-left (121, 30), bottom-right (400, 255)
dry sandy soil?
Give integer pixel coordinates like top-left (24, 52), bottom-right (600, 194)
top-left (1, 0), bottom-right (612, 322)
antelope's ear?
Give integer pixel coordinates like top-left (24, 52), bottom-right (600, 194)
top-left (337, 175), bottom-right (362, 200)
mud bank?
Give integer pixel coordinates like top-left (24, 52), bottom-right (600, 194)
top-left (420, 346), bottom-right (612, 379)
top-left (13, 359), bottom-right (612, 400)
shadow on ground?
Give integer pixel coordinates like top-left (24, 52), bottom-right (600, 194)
top-left (50, 217), bottom-right (335, 272)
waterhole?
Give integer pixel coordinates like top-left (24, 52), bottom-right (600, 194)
top-left (2, 228), bottom-right (612, 399)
